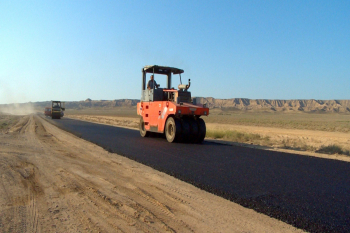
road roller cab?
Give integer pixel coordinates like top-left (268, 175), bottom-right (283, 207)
top-left (137, 65), bottom-right (209, 143)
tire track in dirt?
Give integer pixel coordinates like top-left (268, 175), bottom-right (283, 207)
top-left (90, 187), bottom-right (165, 233)
top-left (7, 116), bottom-right (29, 133)
top-left (19, 116), bottom-right (32, 134)
top-left (0, 116), bottom-right (53, 232)
top-left (34, 117), bottom-right (179, 232)
top-left (0, 154), bottom-right (42, 233)
top-left (151, 185), bottom-right (190, 205)
top-left (37, 116), bottom-right (193, 232)
top-left (13, 161), bottom-right (42, 233)
top-left (133, 187), bottom-right (194, 232)
top-left (0, 156), bottom-right (16, 233)
top-left (53, 165), bottom-right (178, 232)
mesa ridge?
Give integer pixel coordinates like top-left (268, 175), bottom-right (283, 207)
top-left (2, 98), bottom-right (350, 113)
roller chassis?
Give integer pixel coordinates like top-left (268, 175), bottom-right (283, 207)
top-left (137, 65), bottom-right (209, 143)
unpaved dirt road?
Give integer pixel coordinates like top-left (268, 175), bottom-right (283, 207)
top-left (0, 114), bottom-right (302, 232)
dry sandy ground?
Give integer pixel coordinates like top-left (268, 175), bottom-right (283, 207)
top-left (0, 114), bottom-right (303, 232)
top-left (67, 114), bottom-right (350, 162)
top-left (206, 123), bottom-right (350, 162)
top-left (207, 123), bottom-right (350, 150)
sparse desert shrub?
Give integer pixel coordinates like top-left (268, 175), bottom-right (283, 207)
top-left (206, 130), bottom-right (226, 139)
top-left (300, 144), bottom-right (316, 152)
top-left (281, 139), bottom-right (292, 149)
top-left (206, 130), bottom-right (269, 144)
top-left (316, 144), bottom-right (349, 155)
top-left (280, 139), bottom-right (317, 152)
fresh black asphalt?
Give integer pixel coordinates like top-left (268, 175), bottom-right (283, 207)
top-left (43, 115), bottom-right (350, 232)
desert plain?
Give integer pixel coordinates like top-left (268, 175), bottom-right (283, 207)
top-left (0, 102), bottom-right (349, 232)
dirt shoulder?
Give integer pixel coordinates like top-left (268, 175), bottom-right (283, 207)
top-left (206, 123), bottom-right (350, 162)
top-left (67, 114), bottom-right (350, 163)
top-left (0, 114), bottom-right (303, 232)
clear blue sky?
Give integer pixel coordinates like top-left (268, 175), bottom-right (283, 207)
top-left (1, 0), bottom-right (349, 104)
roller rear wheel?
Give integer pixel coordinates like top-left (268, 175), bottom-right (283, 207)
top-left (180, 118), bottom-right (190, 143)
top-left (188, 118), bottom-right (199, 143)
top-left (139, 117), bottom-right (150, 137)
top-left (196, 118), bottom-right (206, 143)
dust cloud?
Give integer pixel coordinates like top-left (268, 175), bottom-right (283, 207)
top-left (0, 83), bottom-right (37, 115)
top-left (0, 103), bottom-right (36, 115)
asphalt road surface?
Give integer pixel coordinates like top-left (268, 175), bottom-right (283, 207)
top-left (43, 115), bottom-right (350, 232)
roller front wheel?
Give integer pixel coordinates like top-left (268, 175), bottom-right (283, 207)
top-left (165, 117), bottom-right (181, 142)
top-left (139, 117), bottom-right (150, 137)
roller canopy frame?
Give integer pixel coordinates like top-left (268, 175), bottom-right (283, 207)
top-left (142, 65), bottom-right (184, 75)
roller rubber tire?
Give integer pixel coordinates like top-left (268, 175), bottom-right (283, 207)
top-left (173, 118), bottom-right (182, 142)
top-left (165, 117), bottom-right (181, 143)
top-left (196, 118), bottom-right (206, 143)
top-left (188, 118), bottom-right (199, 143)
top-left (180, 118), bottom-right (190, 143)
top-left (139, 117), bottom-right (150, 137)
top-left (52, 113), bottom-right (61, 119)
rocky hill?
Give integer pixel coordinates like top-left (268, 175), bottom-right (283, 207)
top-left (1, 98), bottom-right (350, 113)
top-left (1, 99), bottom-right (139, 109)
top-left (65, 99), bottom-right (139, 109)
top-left (194, 98), bottom-right (350, 113)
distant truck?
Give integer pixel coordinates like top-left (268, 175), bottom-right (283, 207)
top-left (44, 107), bottom-right (52, 117)
top-left (51, 101), bottom-right (65, 119)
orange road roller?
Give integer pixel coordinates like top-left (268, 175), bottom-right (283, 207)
top-left (137, 65), bottom-right (209, 143)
